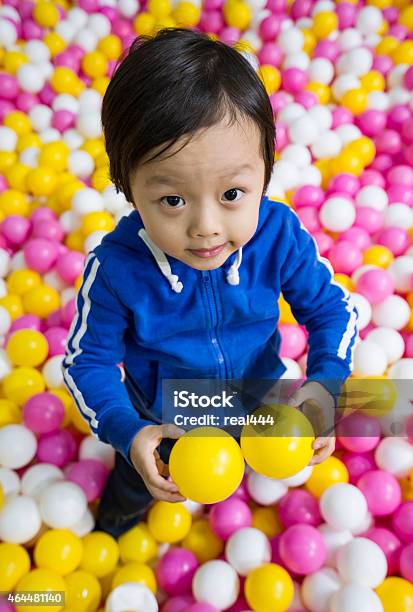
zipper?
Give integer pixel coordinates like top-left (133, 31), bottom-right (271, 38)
top-left (202, 270), bottom-right (228, 379)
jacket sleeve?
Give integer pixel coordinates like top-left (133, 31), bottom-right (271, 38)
top-left (61, 251), bottom-right (154, 465)
top-left (279, 207), bottom-right (359, 403)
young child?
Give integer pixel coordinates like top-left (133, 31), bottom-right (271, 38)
top-left (62, 27), bottom-right (359, 538)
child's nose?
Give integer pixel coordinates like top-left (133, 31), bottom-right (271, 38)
top-left (189, 203), bottom-right (224, 238)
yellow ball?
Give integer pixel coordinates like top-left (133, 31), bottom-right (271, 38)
top-left (312, 11), bottom-right (338, 38)
top-left (92, 76), bottom-right (110, 96)
top-left (57, 180), bottom-right (84, 211)
top-left (346, 136), bottom-right (376, 165)
top-left (6, 163), bottom-right (31, 191)
top-left (305, 81), bottom-right (331, 104)
top-left (147, 0), bottom-right (172, 18)
top-left (392, 41), bottom-right (413, 64)
top-left (65, 570), bottom-right (102, 612)
top-left (6, 329), bottom-right (49, 367)
top-left (15, 568), bottom-right (66, 612)
top-left (118, 524), bottom-right (158, 564)
top-left (22, 285), bottom-right (60, 319)
top-left (4, 111), bottom-right (32, 136)
top-left (65, 230), bottom-right (85, 252)
top-left (341, 88), bottom-right (368, 115)
top-left (34, 530), bottom-right (83, 576)
top-left (39, 141), bottom-right (70, 172)
top-left (0, 543), bottom-right (31, 592)
top-left (0, 294), bottom-right (24, 321)
top-left (111, 562), bottom-right (157, 593)
top-left (81, 211), bottom-right (115, 236)
top-left (134, 12), bottom-right (157, 35)
top-left (224, 1), bottom-right (252, 30)
top-left (153, 16), bottom-right (177, 32)
top-left (334, 273), bottom-right (354, 291)
top-left (49, 388), bottom-right (72, 428)
top-left (17, 132), bottom-right (42, 153)
top-left (98, 35), bottom-right (122, 60)
top-left (301, 28), bottom-right (317, 55)
top-left (252, 507), bottom-right (282, 539)
top-left (0, 151), bottom-right (17, 173)
top-left (169, 426), bottom-right (245, 504)
top-left (182, 518), bottom-right (224, 563)
top-left (26, 167), bottom-right (58, 197)
top-left (2, 367), bottom-right (46, 406)
top-left (278, 293), bottom-right (297, 324)
top-left (33, 2), bottom-right (59, 28)
top-left (91, 167), bottom-right (111, 191)
top-left (7, 269), bottom-right (42, 296)
top-left (173, 2), bottom-right (201, 26)
top-left (400, 5), bottom-right (413, 30)
top-left (375, 35), bottom-right (398, 55)
top-left (306, 456), bottom-right (349, 498)
top-left (245, 563), bottom-right (294, 612)
top-left (376, 577), bottom-right (413, 611)
top-left (51, 67), bottom-right (80, 95)
top-left (68, 400), bottom-right (91, 434)
top-left (0, 399), bottom-right (21, 427)
top-left (3, 50), bottom-right (28, 75)
top-left (80, 532), bottom-right (119, 579)
top-left (44, 32), bottom-right (67, 58)
top-left (259, 64), bottom-right (281, 95)
top-left (0, 189), bottom-right (29, 217)
top-left (340, 376), bottom-right (397, 417)
top-left (367, 0), bottom-right (392, 8)
top-left (148, 501), bottom-right (192, 544)
top-left (360, 70), bottom-right (385, 92)
top-left (240, 403), bottom-right (314, 479)
top-left (82, 139), bottom-right (105, 160)
top-left (81, 51), bottom-right (108, 79)
top-left (363, 245), bottom-right (394, 267)
top-left (331, 149), bottom-right (364, 177)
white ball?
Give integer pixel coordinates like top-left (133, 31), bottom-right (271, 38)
top-left (379, 396), bottom-right (413, 437)
top-left (10, 250), bottom-right (27, 272)
top-left (59, 210), bottom-right (80, 234)
top-left (353, 340), bottom-right (387, 376)
top-left (318, 524), bottom-right (353, 568)
top-left (337, 29), bottom-right (363, 51)
top-left (72, 188), bottom-right (104, 216)
top-left (345, 47), bottom-right (373, 76)
top-left (29, 104), bottom-right (53, 132)
top-left (102, 185), bottom-right (129, 213)
top-left (40, 481), bottom-right (87, 529)
top-left (0, 19), bottom-right (17, 48)
top-left (182, 499), bottom-right (204, 517)
top-left (372, 295), bottom-right (410, 330)
top-left (68, 507), bottom-right (95, 537)
top-left (0, 249), bottom-right (10, 277)
top-left (374, 437), bottom-right (413, 478)
top-left (0, 306), bottom-right (11, 336)
top-left (335, 124), bottom-right (362, 146)
top-left (337, 538), bottom-right (387, 588)
top-left (84, 231), bottom-right (109, 253)
top-left (67, 7), bottom-right (88, 31)
top-left (0, 495), bottom-right (41, 544)
top-left (302, 567), bottom-right (343, 612)
top-left (308, 57), bottom-right (334, 84)
top-left (320, 197), bottom-right (356, 232)
top-left (73, 28), bottom-right (98, 52)
top-left (278, 103), bottom-right (306, 126)
top-left (289, 115), bottom-right (319, 146)
top-left (388, 358), bottom-right (413, 380)
top-left (0, 425), bottom-right (37, 469)
top-left (105, 583), bottom-right (158, 612)
top-left (356, 185), bottom-right (388, 211)
top-left (366, 327), bottom-right (404, 365)
top-left (320, 483), bottom-right (368, 531)
top-left (389, 87), bottom-right (410, 107)
top-left (0, 6), bottom-right (20, 22)
top-left (77, 112), bottom-right (103, 139)
top-left (21, 464), bottom-right (64, 500)
top-left (272, 160), bottom-right (299, 190)
top-left (349, 293), bottom-right (371, 331)
top-left (68, 150), bottom-right (95, 179)
top-left (280, 465), bottom-right (313, 487)
top-left (55, 20), bottom-right (76, 43)
top-left (78, 88), bottom-right (102, 112)
top-left (388, 256), bottom-right (413, 292)
top-left (330, 583), bottom-right (384, 612)
top-left (0, 349), bottom-right (12, 381)
top-left (79, 435), bottom-right (115, 469)
top-left (384, 203), bottom-right (413, 229)
top-left (332, 74), bottom-right (360, 101)
top-left (307, 105), bottom-right (333, 131)
top-left (296, 164), bottom-right (322, 187)
top-left (24, 40), bottom-right (50, 64)
top-left (283, 51), bottom-right (310, 70)
top-left (52, 93), bottom-right (79, 114)
top-left (356, 6), bottom-right (383, 35)
top-left (0, 467), bottom-right (20, 497)
top-left (192, 560), bottom-right (239, 610)
top-left (0, 126), bottom-right (17, 152)
top-left (281, 357), bottom-right (303, 378)
top-left (225, 527), bottom-right (271, 576)
top-left (87, 13), bottom-right (111, 39)
top-left (119, 0), bottom-right (140, 17)
top-left (43, 270), bottom-right (67, 292)
top-left (17, 64), bottom-right (45, 94)
top-left (61, 287), bottom-right (76, 307)
top-left (387, 65), bottom-right (408, 90)
top-left (20, 147), bottom-right (39, 167)
top-left (62, 128), bottom-right (84, 150)
top-left (42, 355), bottom-right (64, 388)
top-left (311, 131), bottom-right (342, 159)
top-left (367, 91), bottom-right (389, 111)
top-left (247, 472), bottom-right (287, 505)
top-left (39, 127), bottom-right (61, 143)
top-left (280, 144), bottom-right (311, 168)
top-left (278, 27), bottom-right (304, 53)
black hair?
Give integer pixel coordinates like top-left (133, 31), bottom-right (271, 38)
top-left (101, 27), bottom-right (276, 205)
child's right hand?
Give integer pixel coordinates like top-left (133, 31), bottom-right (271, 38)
top-left (130, 424), bottom-right (187, 503)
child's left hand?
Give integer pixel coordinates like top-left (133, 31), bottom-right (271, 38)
top-left (287, 381), bottom-right (336, 466)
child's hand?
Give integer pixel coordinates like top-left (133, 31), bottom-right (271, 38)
top-left (130, 423), bottom-right (187, 503)
top-left (287, 381), bottom-right (336, 466)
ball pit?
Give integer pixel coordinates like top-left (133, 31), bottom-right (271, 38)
top-left (0, 0), bottom-right (413, 610)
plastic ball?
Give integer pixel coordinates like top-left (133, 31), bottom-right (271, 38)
top-left (148, 501), bottom-right (192, 544)
top-left (279, 524), bottom-right (326, 574)
top-left (105, 582), bottom-right (158, 612)
top-left (80, 531), bottom-right (119, 578)
top-left (225, 527), bottom-right (271, 576)
top-left (306, 456), bottom-right (349, 498)
top-left (0, 495), bottom-right (41, 545)
top-left (372, 295), bottom-right (411, 330)
top-left (302, 567), bottom-right (342, 612)
top-left (156, 547), bottom-right (198, 596)
top-left (118, 523), bottom-right (157, 564)
top-left (0, 424), bottom-right (37, 469)
top-left (278, 488), bottom-right (321, 528)
top-left (244, 563), bottom-right (294, 612)
top-left (375, 577), bottom-right (413, 612)
top-left (6, 329), bottom-right (48, 367)
top-left (209, 497), bottom-right (252, 540)
top-left (22, 392), bottom-right (65, 433)
top-left (182, 519), bottom-right (224, 564)
top-left (34, 529), bottom-right (83, 576)
top-left (192, 560), bottom-right (239, 610)
top-left (65, 570), bottom-right (102, 611)
top-left (247, 471), bottom-right (287, 505)
top-left (392, 502), bottom-right (413, 544)
top-left (365, 527), bottom-right (402, 576)
top-left (0, 543), bottom-right (31, 592)
top-left (22, 284), bottom-right (60, 318)
top-left (40, 481), bottom-right (87, 529)
top-left (66, 459), bottom-right (109, 502)
top-left (20, 463), bottom-right (64, 500)
top-left (37, 428), bottom-right (77, 468)
top-left (356, 268), bottom-right (394, 305)
top-left (330, 583), bottom-right (383, 612)
top-left (336, 537), bottom-right (387, 588)
top-left (112, 561), bottom-right (157, 593)
top-left (320, 483), bottom-right (368, 532)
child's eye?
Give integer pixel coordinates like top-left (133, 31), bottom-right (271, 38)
top-left (160, 195), bottom-right (185, 208)
top-left (160, 188), bottom-right (244, 209)
top-left (222, 188), bottom-right (244, 203)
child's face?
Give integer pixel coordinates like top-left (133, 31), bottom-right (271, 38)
top-left (129, 116), bottom-right (266, 270)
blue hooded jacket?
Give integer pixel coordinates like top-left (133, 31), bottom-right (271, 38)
top-left (62, 196), bottom-right (359, 464)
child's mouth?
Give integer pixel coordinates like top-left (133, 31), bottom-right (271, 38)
top-left (188, 243), bottom-right (227, 258)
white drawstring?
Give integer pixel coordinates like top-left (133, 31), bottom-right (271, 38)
top-left (226, 247), bottom-right (243, 286)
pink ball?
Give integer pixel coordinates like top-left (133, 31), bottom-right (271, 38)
top-left (52, 109), bottom-right (75, 132)
top-left (355, 206), bottom-right (384, 234)
top-left (0, 72), bottom-right (18, 99)
top-left (259, 14), bottom-right (283, 40)
top-left (297, 206), bottom-right (320, 233)
top-left (230, 474), bottom-right (250, 503)
top-left (209, 497), bottom-right (252, 540)
top-left (258, 42), bottom-right (283, 67)
top-left (23, 239), bottom-right (59, 273)
top-left (405, 67), bottom-right (413, 90)
top-left (278, 489), bottom-right (321, 528)
top-left (388, 184), bottom-right (413, 205)
top-left (199, 10), bottom-right (223, 34)
top-left (331, 107), bottom-right (354, 128)
top-left (0, 597), bottom-right (15, 612)
top-left (16, 92), bottom-right (38, 113)
top-left (0, 100), bottom-right (14, 122)
top-left (220, 27), bottom-right (241, 44)
top-left (365, 527), bottom-right (402, 575)
top-left (78, 0), bottom-right (99, 11)
top-left (32, 218), bottom-right (64, 242)
top-left (328, 241), bottom-right (362, 275)
top-left (279, 524), bottom-right (326, 574)
top-left (266, 0), bottom-right (287, 12)
top-left (336, 2), bottom-right (357, 28)
top-left (279, 324), bottom-right (307, 359)
top-left (387, 106), bottom-right (411, 132)
top-left (291, 0), bottom-right (312, 19)
top-left (66, 459), bottom-right (110, 502)
top-left (328, 173), bottom-right (360, 196)
top-left (392, 502), bottom-right (413, 543)
top-left (10, 315), bottom-right (42, 334)
top-left (60, 299), bottom-right (76, 329)
top-left (44, 327), bottom-right (67, 357)
top-left (375, 129), bottom-right (402, 155)
top-left (371, 153), bottom-right (393, 173)
top-left (37, 429), bottom-right (77, 467)
top-left (360, 169), bottom-right (386, 188)
top-left (204, 0), bottom-right (223, 9)
top-left (186, 606), bottom-right (219, 612)
top-left (156, 547), bottom-right (199, 596)
top-left (31, 206), bottom-right (56, 224)
top-left (357, 110), bottom-right (387, 137)
top-left (337, 412), bottom-right (381, 452)
top-left (377, 227), bottom-right (410, 256)
top-left (56, 251), bottom-right (85, 285)
top-left (275, 122), bottom-right (288, 150)
top-left (270, 92), bottom-right (291, 114)
top-left (313, 231), bottom-right (334, 256)
top-left (341, 451), bottom-right (376, 485)
top-left (294, 90), bottom-right (318, 109)
top-left (372, 54), bottom-right (393, 76)
top-left (54, 50), bottom-right (80, 72)
top-left (293, 185), bottom-right (324, 208)
top-left (313, 40), bottom-right (340, 62)
top-left (356, 268), bottom-right (395, 305)
top-left (161, 596), bottom-right (195, 612)
top-left (387, 165), bottom-right (413, 186)
top-left (38, 83), bottom-right (56, 106)
top-left (282, 68), bottom-right (308, 93)
top-left (1, 215), bottom-right (31, 246)
top-left (23, 392), bottom-right (65, 434)
top-left (339, 227), bottom-right (371, 251)
top-left (357, 470), bottom-right (402, 516)
top-left (400, 543), bottom-right (413, 582)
